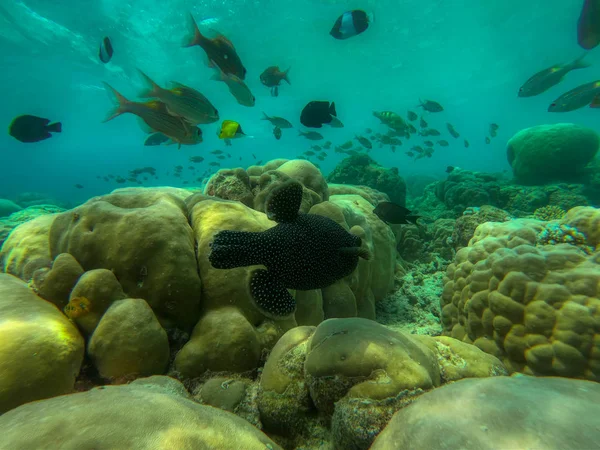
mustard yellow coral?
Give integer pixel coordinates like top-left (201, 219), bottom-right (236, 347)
top-left (441, 213), bottom-right (600, 380)
top-left (533, 205), bottom-right (565, 221)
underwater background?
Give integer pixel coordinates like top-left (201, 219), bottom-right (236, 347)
top-left (2, 1), bottom-right (600, 449)
top-left (0, 0), bottom-right (597, 203)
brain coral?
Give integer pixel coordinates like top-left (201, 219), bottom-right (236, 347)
top-left (441, 209), bottom-right (600, 380)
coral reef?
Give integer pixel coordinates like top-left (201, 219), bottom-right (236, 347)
top-left (507, 123), bottom-right (599, 184)
top-left (205, 159), bottom-right (329, 215)
top-left (441, 208), bottom-right (600, 379)
top-left (0, 159), bottom-right (396, 382)
top-left (257, 318), bottom-right (506, 450)
top-left (327, 154), bottom-right (406, 206)
top-left (451, 205), bottom-right (512, 249)
top-left (394, 218), bottom-right (455, 262)
top-left (0, 376), bottom-right (281, 449)
top-left (414, 167), bottom-right (593, 219)
top-left (5, 155), bottom-right (597, 448)
top-left (371, 375), bottom-right (600, 450)
top-left (377, 262), bottom-right (443, 336)
top-left (434, 168), bottom-right (502, 213)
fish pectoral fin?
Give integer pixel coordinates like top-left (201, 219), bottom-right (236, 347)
top-left (265, 179), bottom-right (303, 223)
top-left (249, 268), bottom-right (295, 319)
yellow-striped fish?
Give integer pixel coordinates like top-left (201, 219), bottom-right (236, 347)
top-left (548, 80), bottom-right (600, 112)
top-left (103, 82), bottom-right (202, 147)
top-left (137, 70), bottom-right (219, 125)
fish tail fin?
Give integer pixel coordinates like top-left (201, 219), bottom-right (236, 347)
top-left (208, 230), bottom-right (264, 269)
top-left (329, 101), bottom-right (337, 117)
top-left (183, 13), bottom-right (204, 47)
top-left (357, 246), bottom-right (371, 260)
top-left (47, 122), bottom-right (62, 133)
top-left (102, 82), bottom-right (132, 122)
top-left (570, 52), bottom-right (591, 70)
top-left (137, 69), bottom-right (162, 98)
top-left (298, 131), bottom-right (304, 136)
top-left (261, 112), bottom-right (270, 120)
top-left (283, 67), bottom-right (291, 84)
top-left (210, 69), bottom-right (226, 82)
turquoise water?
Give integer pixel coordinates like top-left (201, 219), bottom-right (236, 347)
top-left (0, 0), bottom-right (595, 204)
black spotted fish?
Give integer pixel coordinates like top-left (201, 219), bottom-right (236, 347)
top-left (208, 180), bottom-right (370, 319)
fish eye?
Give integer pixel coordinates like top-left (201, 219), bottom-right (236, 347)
top-left (224, 54), bottom-right (229, 59)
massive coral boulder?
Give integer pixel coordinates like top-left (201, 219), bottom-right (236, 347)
top-left (441, 209), bottom-right (600, 379)
top-left (313, 194), bottom-right (396, 317)
top-left (257, 318), bottom-right (506, 450)
top-left (0, 376), bottom-right (282, 449)
top-left (0, 204), bottom-right (65, 248)
top-left (1, 213), bottom-right (55, 280)
top-left (205, 159), bottom-right (329, 215)
top-left (371, 375), bottom-right (600, 450)
top-left (203, 168), bottom-right (254, 207)
top-left (1, 161), bottom-right (396, 380)
top-left (507, 123), bottom-right (599, 184)
top-left (2, 187), bottom-right (202, 330)
top-left (327, 154), bottom-right (406, 206)
top-left (176, 183), bottom-right (395, 377)
top-left (434, 168), bottom-right (503, 213)
top-left (0, 274), bottom-right (84, 414)
top-left (173, 197), bottom-right (290, 379)
top-left (88, 298), bottom-right (170, 380)
top-left (31, 252), bottom-right (84, 309)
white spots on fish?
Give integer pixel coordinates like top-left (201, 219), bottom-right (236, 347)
top-left (209, 180), bottom-right (367, 318)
